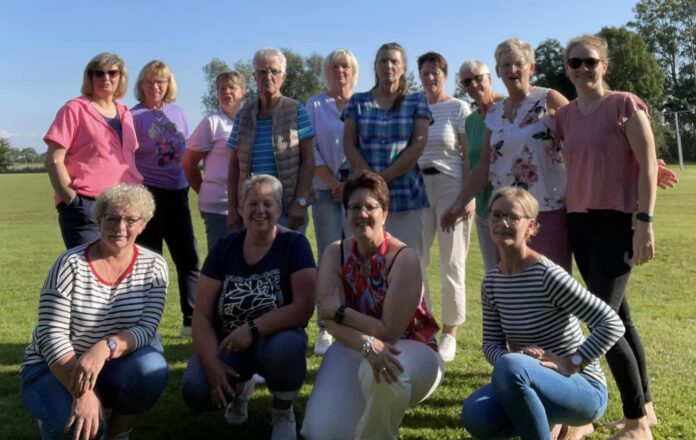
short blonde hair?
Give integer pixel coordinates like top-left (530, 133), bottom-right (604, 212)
top-left (135, 60), bottom-right (178, 103)
top-left (92, 183), bottom-right (155, 224)
top-left (488, 186), bottom-right (539, 219)
top-left (565, 34), bottom-right (609, 62)
top-left (241, 174), bottom-right (284, 208)
top-left (322, 49), bottom-right (359, 90)
top-left (81, 53), bottom-right (128, 99)
top-left (494, 38), bottom-right (535, 68)
top-left (216, 71), bottom-right (247, 91)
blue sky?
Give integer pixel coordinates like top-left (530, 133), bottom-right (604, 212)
top-left (0, 0), bottom-right (638, 152)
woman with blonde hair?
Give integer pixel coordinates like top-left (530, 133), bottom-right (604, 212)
top-left (132, 60), bottom-right (199, 336)
top-left (44, 52), bottom-right (143, 249)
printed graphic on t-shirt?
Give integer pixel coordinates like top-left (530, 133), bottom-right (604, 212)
top-left (217, 269), bottom-right (283, 333)
top-left (148, 116), bottom-right (186, 166)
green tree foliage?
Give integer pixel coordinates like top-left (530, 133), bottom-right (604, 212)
top-left (0, 138), bottom-right (13, 172)
top-left (201, 49), bottom-right (323, 115)
top-left (405, 71), bottom-right (423, 94)
top-left (532, 39), bottom-right (576, 100)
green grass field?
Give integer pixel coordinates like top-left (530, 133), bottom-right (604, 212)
top-left (1, 168), bottom-right (694, 439)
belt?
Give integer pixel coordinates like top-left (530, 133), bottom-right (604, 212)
top-left (421, 167), bottom-right (441, 175)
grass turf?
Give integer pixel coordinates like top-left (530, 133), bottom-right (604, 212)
top-left (1, 167), bottom-right (694, 439)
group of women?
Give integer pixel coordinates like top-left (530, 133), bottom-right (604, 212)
top-left (23, 34), bottom-right (675, 439)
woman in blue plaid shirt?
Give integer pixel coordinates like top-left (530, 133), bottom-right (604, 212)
top-left (342, 42), bottom-right (433, 260)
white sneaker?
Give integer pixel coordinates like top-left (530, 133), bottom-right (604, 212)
top-left (439, 333), bottom-right (457, 362)
top-left (314, 329), bottom-right (333, 355)
top-left (270, 406), bottom-right (297, 440)
top-left (224, 379), bottom-right (254, 425)
top-left (252, 373), bottom-right (265, 384)
top-left (179, 325), bottom-right (192, 337)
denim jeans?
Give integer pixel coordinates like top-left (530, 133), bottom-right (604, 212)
top-left (311, 189), bottom-right (346, 262)
top-left (181, 328), bottom-right (307, 409)
top-left (137, 186), bottom-right (200, 326)
top-left (57, 195), bottom-right (100, 249)
top-left (200, 211), bottom-right (228, 252)
top-left (20, 346), bottom-right (169, 440)
top-left (461, 353), bottom-right (607, 440)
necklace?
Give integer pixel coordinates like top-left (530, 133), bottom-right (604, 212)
top-left (502, 89), bottom-right (531, 122)
top-left (94, 243), bottom-right (131, 284)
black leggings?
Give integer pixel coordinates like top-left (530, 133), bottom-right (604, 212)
top-left (567, 210), bottom-right (651, 420)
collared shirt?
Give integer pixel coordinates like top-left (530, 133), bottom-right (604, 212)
top-left (342, 91), bottom-right (433, 212)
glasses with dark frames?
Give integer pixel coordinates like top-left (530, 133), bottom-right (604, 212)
top-left (461, 74), bottom-right (485, 87)
top-left (91, 69), bottom-right (120, 79)
top-left (567, 58), bottom-right (601, 70)
top-left (347, 203), bottom-right (383, 215)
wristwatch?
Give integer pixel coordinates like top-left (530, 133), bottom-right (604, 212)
top-left (248, 320), bottom-right (260, 342)
top-left (334, 305), bottom-right (347, 324)
top-left (361, 336), bottom-right (375, 357)
top-left (106, 338), bottom-right (117, 361)
top-left (296, 197), bottom-right (308, 207)
top-left (570, 353), bottom-right (584, 370)
top-left (635, 212), bottom-right (653, 223)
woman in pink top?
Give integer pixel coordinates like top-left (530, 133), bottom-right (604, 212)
top-left (44, 53), bottom-right (143, 249)
top-left (554, 35), bottom-right (657, 440)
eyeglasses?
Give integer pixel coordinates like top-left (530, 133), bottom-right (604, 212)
top-left (91, 69), bottom-right (120, 79)
top-left (347, 203), bottom-right (383, 215)
top-left (567, 57), bottom-right (601, 70)
top-left (489, 211), bottom-right (528, 225)
top-left (102, 214), bottom-right (143, 228)
top-left (146, 79), bottom-right (167, 87)
top-left (255, 69), bottom-right (283, 77)
top-left (461, 74), bottom-right (485, 87)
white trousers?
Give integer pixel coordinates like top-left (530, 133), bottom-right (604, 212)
top-left (421, 173), bottom-right (471, 327)
top-left (301, 340), bottom-right (444, 440)
top-left (385, 209), bottom-right (424, 261)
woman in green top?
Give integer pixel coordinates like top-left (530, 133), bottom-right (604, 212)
top-left (456, 60), bottom-right (503, 271)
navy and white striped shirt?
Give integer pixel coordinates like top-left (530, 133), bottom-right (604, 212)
top-left (22, 242), bottom-right (168, 370)
top-left (481, 256), bottom-right (624, 384)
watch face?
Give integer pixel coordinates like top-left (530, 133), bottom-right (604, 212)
top-left (571, 354), bottom-right (583, 366)
top-left (297, 197), bottom-right (308, 207)
top-left (107, 339), bottom-right (117, 350)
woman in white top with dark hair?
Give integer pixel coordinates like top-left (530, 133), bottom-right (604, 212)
top-left (416, 51), bottom-right (471, 363)
top-left (306, 48), bottom-right (359, 355)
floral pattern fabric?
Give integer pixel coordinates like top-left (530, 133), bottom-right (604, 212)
top-left (342, 233), bottom-right (439, 350)
top-left (485, 87), bottom-right (566, 211)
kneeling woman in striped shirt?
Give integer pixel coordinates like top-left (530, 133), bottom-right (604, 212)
top-left (20, 183), bottom-right (169, 440)
top-left (461, 186), bottom-right (625, 440)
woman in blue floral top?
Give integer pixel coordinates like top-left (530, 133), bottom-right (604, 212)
top-left (342, 42), bottom-right (433, 260)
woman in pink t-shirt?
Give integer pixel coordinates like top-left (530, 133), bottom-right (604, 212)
top-left (554, 35), bottom-right (657, 440)
top-left (44, 53), bottom-right (143, 249)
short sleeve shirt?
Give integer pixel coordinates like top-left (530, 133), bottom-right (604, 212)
top-left (417, 97), bottom-right (470, 181)
top-left (342, 91), bottom-right (433, 212)
top-left (465, 109), bottom-right (495, 217)
top-left (202, 227), bottom-right (316, 337)
top-left (306, 92), bottom-right (346, 190)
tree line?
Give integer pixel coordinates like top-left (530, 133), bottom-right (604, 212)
top-left (0, 138), bottom-right (46, 172)
top-left (200, 0), bottom-right (696, 161)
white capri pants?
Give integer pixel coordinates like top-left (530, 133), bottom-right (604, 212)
top-left (301, 339), bottom-right (444, 440)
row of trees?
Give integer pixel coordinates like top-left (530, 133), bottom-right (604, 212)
top-left (199, 1), bottom-right (695, 161)
top-left (0, 138), bottom-right (46, 172)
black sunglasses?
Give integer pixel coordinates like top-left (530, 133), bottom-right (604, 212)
top-left (461, 74), bottom-right (485, 87)
top-left (567, 58), bottom-right (601, 70)
top-left (91, 69), bottom-right (120, 79)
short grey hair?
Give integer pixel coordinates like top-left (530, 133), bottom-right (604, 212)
top-left (322, 48), bottom-right (359, 90)
top-left (92, 183), bottom-right (155, 224)
top-left (241, 174), bottom-right (283, 208)
top-left (253, 48), bottom-right (287, 73)
top-left (458, 59), bottom-right (490, 79)
top-left (494, 38), bottom-right (535, 68)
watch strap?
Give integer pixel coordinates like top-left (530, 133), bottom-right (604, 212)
top-left (248, 320), bottom-right (260, 342)
top-left (334, 305), bottom-right (347, 324)
top-left (635, 212), bottom-right (653, 223)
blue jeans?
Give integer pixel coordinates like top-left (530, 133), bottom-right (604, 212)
top-left (461, 353), bottom-right (607, 440)
top-left (181, 328), bottom-right (307, 409)
top-left (311, 189), bottom-right (346, 262)
top-left (20, 346), bottom-right (169, 440)
top-left (137, 186), bottom-right (200, 326)
top-left (200, 211), bottom-right (228, 251)
top-left (57, 195), bottom-right (100, 249)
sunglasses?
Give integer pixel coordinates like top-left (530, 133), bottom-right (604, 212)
top-left (91, 69), bottom-right (120, 79)
top-left (567, 58), bottom-right (601, 70)
top-left (461, 74), bottom-right (485, 87)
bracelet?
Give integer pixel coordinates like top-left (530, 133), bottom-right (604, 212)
top-left (361, 336), bottom-right (375, 357)
top-left (334, 305), bottom-right (347, 324)
top-left (248, 320), bottom-right (260, 342)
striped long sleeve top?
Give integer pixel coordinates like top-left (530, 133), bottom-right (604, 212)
top-left (481, 256), bottom-right (625, 384)
top-left (21, 242), bottom-right (168, 370)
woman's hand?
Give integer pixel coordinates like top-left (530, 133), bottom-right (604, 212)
top-left (288, 201), bottom-right (308, 230)
top-left (226, 212), bottom-right (243, 233)
top-left (515, 344), bottom-right (546, 359)
top-left (330, 182), bottom-right (345, 202)
top-left (632, 221), bottom-right (655, 265)
top-left (463, 200), bottom-right (476, 221)
top-left (441, 198), bottom-right (466, 233)
top-left (219, 324), bottom-right (253, 354)
top-left (657, 159), bottom-right (678, 189)
top-left (65, 390), bottom-right (102, 440)
top-left (69, 342), bottom-right (109, 396)
top-left (203, 359), bottom-right (240, 409)
top-left (539, 351), bottom-right (578, 377)
top-left (365, 338), bottom-right (404, 384)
